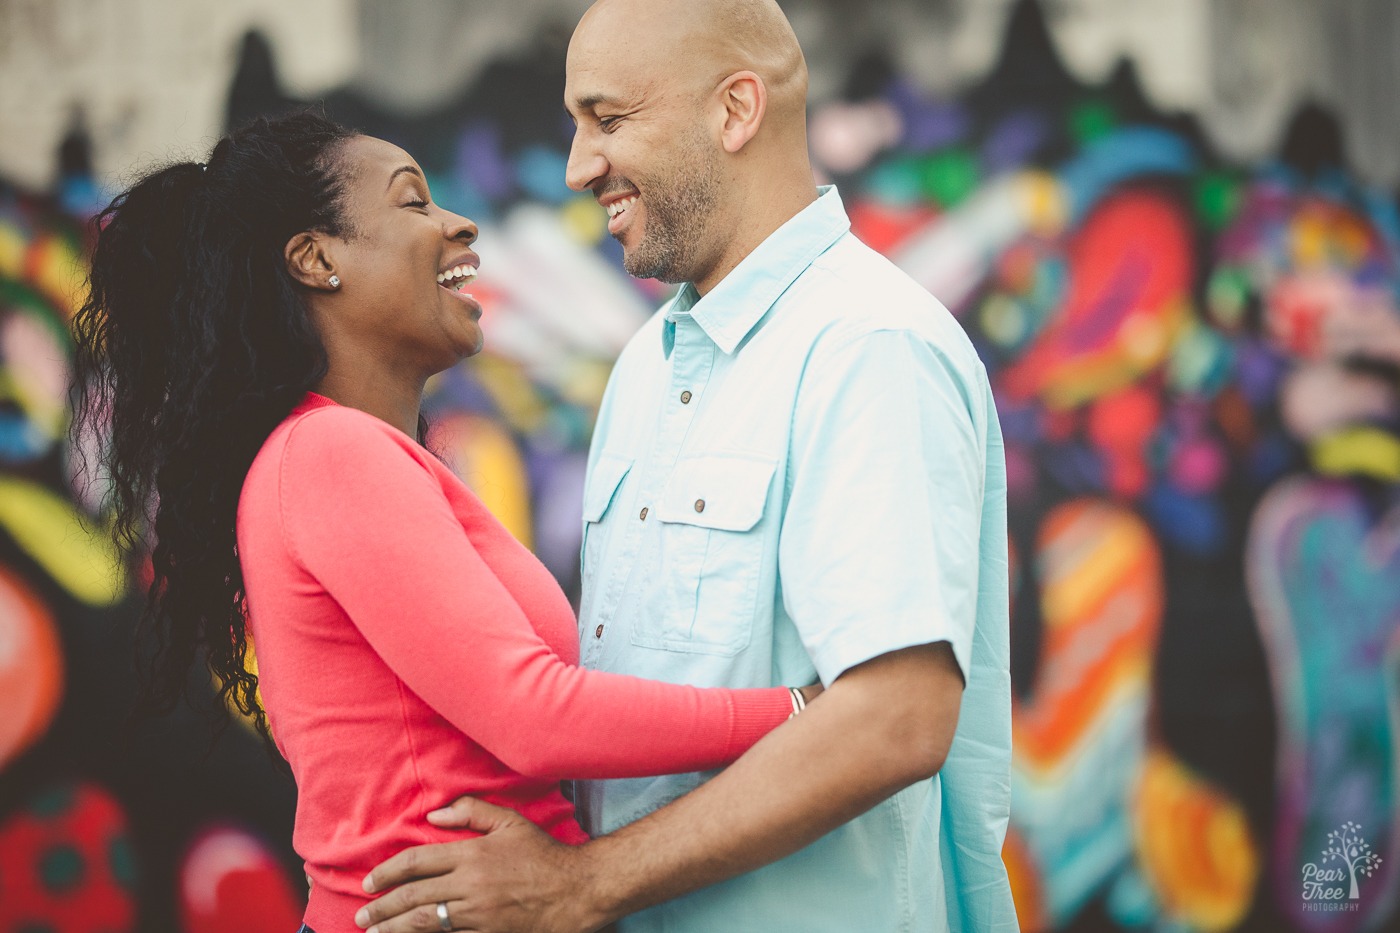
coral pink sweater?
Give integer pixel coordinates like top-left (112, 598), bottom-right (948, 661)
top-left (237, 394), bottom-right (792, 932)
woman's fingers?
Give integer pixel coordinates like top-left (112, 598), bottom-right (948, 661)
top-left (426, 796), bottom-right (526, 831)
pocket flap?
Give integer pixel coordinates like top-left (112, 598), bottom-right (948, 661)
top-left (657, 455), bottom-right (775, 532)
top-left (582, 453), bottom-right (633, 523)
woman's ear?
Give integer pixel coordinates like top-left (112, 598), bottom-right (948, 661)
top-left (284, 231), bottom-right (338, 291)
top-left (717, 70), bottom-right (767, 154)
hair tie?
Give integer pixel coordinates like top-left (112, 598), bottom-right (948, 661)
top-left (197, 162), bottom-right (207, 173)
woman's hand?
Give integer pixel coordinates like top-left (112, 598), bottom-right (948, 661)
top-left (798, 681), bottom-right (824, 707)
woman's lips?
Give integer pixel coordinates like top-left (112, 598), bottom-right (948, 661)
top-left (441, 283), bottom-right (482, 318)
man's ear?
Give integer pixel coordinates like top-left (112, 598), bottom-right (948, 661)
top-left (284, 231), bottom-right (338, 291)
top-left (717, 71), bottom-right (767, 154)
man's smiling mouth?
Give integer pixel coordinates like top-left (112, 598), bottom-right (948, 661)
top-left (606, 196), bottom-right (638, 219)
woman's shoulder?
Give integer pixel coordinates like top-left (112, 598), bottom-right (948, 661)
top-left (269, 403), bottom-right (428, 480)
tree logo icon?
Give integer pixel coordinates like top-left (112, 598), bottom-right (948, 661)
top-left (1302, 821), bottom-right (1383, 908)
top-left (1323, 822), bottom-right (1383, 899)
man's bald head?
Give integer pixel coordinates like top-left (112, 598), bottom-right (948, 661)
top-left (569, 0), bottom-right (808, 131)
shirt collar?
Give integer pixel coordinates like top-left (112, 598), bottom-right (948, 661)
top-left (660, 185), bottom-right (850, 356)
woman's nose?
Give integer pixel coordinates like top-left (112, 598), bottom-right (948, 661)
top-left (445, 213), bottom-right (478, 245)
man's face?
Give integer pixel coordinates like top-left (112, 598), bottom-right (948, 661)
top-left (563, 13), bottom-right (724, 284)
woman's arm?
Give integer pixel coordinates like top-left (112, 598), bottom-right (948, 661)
top-left (276, 407), bottom-right (796, 780)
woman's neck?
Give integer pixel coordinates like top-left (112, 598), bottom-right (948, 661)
top-left (314, 367), bottom-right (425, 438)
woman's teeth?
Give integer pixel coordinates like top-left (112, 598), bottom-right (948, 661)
top-left (606, 196), bottom-right (638, 218)
top-left (436, 264), bottom-right (478, 291)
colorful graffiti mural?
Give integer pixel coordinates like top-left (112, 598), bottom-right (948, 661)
top-left (1, 4), bottom-right (1397, 931)
top-left (853, 37), bottom-right (1400, 931)
top-left (849, 55), bottom-right (1399, 930)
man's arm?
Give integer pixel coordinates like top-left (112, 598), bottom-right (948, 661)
top-left (360, 328), bottom-right (990, 933)
top-left (357, 641), bottom-right (963, 933)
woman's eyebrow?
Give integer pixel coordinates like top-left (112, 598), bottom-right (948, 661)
top-left (385, 165), bottom-right (425, 191)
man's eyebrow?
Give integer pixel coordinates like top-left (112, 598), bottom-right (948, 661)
top-left (386, 165), bottom-right (425, 191)
top-left (570, 92), bottom-right (626, 112)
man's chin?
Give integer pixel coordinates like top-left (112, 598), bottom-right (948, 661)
top-left (622, 255), bottom-right (662, 281)
top-left (623, 252), bottom-right (684, 284)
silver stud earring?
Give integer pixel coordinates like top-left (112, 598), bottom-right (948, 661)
top-left (328, 275), bottom-right (341, 288)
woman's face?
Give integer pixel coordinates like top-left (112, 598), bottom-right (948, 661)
top-left (321, 135), bottom-right (484, 374)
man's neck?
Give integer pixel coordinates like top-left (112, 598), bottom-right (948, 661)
top-left (693, 180), bottom-right (819, 296)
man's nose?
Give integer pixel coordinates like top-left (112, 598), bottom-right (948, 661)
top-left (565, 132), bottom-right (606, 193)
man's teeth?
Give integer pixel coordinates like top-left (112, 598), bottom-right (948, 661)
top-left (436, 264), bottom-right (479, 290)
top-left (606, 196), bottom-right (638, 218)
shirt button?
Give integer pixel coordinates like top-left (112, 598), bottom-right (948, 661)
top-left (639, 506), bottom-right (649, 521)
top-left (594, 624), bottom-right (605, 639)
top-left (680, 390), bottom-right (693, 404)
top-left (694, 499), bottom-right (706, 513)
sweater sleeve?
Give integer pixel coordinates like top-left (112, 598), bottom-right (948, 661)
top-left (275, 408), bottom-right (793, 781)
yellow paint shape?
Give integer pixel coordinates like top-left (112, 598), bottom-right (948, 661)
top-left (437, 413), bottom-right (534, 549)
top-left (560, 195), bottom-right (607, 246)
top-left (1019, 171), bottom-right (1067, 238)
top-left (472, 355), bottom-right (550, 434)
top-left (1039, 300), bottom-right (1189, 410)
top-left (1002, 829), bottom-right (1049, 933)
top-left (1291, 216), bottom-right (1329, 269)
top-left (0, 223), bottom-right (25, 278)
top-left (222, 634), bottom-right (270, 738)
top-left (0, 476), bottom-right (126, 607)
top-left (1312, 427), bottom-right (1400, 481)
top-left (1040, 511), bottom-right (1150, 625)
top-left (558, 358), bottom-right (613, 411)
top-left (1134, 748), bottom-right (1258, 931)
top-left (30, 235), bottom-right (87, 320)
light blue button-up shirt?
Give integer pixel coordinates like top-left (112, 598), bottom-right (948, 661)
top-left (577, 186), bottom-right (1017, 932)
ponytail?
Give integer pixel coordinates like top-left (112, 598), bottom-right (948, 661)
top-left (71, 111), bottom-right (357, 750)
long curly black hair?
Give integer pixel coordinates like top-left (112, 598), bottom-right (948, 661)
top-left (70, 111), bottom-right (359, 748)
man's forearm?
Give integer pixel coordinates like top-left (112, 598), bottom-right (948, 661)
top-left (575, 643), bottom-right (964, 927)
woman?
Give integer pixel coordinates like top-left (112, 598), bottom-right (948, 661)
top-left (71, 111), bottom-right (816, 933)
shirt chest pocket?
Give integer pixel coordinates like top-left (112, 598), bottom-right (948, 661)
top-left (581, 453), bottom-right (633, 580)
top-left (636, 454), bottom-right (776, 656)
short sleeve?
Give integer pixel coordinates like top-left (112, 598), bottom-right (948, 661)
top-left (779, 329), bottom-right (988, 683)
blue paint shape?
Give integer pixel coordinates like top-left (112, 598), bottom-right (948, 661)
top-left (982, 110), bottom-right (1049, 173)
top-left (1043, 442), bottom-right (1108, 494)
top-left (515, 145), bottom-right (573, 204)
top-left (455, 123), bottom-right (514, 200)
top-left (1059, 127), bottom-right (1197, 223)
top-left (1146, 482), bottom-right (1226, 555)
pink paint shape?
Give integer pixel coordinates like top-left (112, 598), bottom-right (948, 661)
top-left (178, 824), bottom-right (305, 933)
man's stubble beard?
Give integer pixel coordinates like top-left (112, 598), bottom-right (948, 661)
top-left (621, 134), bottom-right (723, 285)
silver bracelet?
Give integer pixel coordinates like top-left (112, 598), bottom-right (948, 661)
top-left (788, 686), bottom-right (807, 718)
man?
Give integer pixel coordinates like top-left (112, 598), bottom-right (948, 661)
top-left (356, 1), bottom-right (1016, 930)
